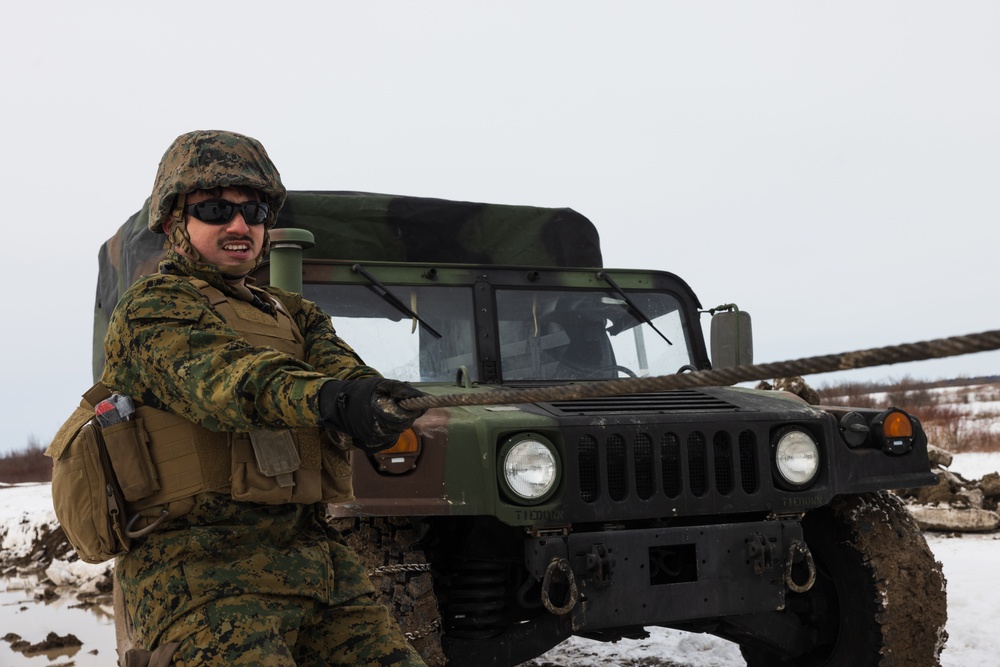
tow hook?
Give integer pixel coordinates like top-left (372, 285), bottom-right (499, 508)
top-left (541, 557), bottom-right (579, 615)
top-left (785, 539), bottom-right (817, 593)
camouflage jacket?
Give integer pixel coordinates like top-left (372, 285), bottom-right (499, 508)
top-left (101, 250), bottom-right (378, 429)
top-left (105, 251), bottom-right (380, 647)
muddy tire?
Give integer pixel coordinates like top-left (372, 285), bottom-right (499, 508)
top-left (331, 516), bottom-right (446, 667)
top-left (740, 492), bottom-right (947, 667)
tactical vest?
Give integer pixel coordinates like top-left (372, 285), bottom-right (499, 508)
top-left (122, 279), bottom-right (354, 530)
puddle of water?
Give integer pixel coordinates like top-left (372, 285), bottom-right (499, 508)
top-left (1, 577), bottom-right (118, 666)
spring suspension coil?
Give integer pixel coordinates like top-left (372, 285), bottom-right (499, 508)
top-left (440, 560), bottom-right (510, 639)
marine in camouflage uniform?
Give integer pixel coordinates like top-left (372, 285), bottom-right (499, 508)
top-left (102, 130), bottom-right (427, 666)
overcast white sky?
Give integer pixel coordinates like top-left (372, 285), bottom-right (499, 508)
top-left (1, 1), bottom-right (998, 456)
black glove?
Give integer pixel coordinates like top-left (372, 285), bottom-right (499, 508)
top-left (318, 378), bottom-right (427, 452)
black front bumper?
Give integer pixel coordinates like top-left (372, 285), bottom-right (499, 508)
top-left (525, 518), bottom-right (803, 630)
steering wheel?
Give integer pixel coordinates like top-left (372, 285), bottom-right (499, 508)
top-left (676, 364), bottom-right (699, 374)
top-left (598, 364), bottom-right (638, 379)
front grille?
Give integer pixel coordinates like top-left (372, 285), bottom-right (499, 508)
top-left (607, 435), bottom-right (628, 501)
top-left (714, 432), bottom-right (734, 495)
top-left (579, 435), bottom-right (600, 502)
top-left (635, 433), bottom-right (654, 500)
top-left (688, 432), bottom-right (708, 497)
top-left (545, 390), bottom-right (742, 416)
top-left (573, 427), bottom-right (762, 514)
top-left (662, 434), bottom-right (682, 498)
top-left (739, 431), bottom-right (759, 494)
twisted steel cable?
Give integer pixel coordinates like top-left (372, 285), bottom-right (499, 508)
top-left (399, 329), bottom-right (1000, 411)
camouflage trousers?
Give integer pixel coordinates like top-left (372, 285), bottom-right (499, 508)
top-left (159, 592), bottom-right (424, 666)
top-left (117, 495), bottom-right (425, 666)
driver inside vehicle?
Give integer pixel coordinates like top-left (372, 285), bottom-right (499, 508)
top-left (498, 293), bottom-right (618, 381)
top-left (539, 309), bottom-right (617, 380)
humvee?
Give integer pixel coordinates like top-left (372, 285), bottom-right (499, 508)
top-left (97, 192), bottom-right (947, 666)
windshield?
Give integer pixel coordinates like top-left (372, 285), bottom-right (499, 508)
top-left (303, 283), bottom-right (696, 383)
top-left (305, 284), bottom-right (476, 382)
top-left (495, 288), bottom-right (695, 380)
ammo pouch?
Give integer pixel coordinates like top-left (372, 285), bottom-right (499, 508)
top-left (231, 429), bottom-right (355, 505)
top-left (101, 418), bottom-right (160, 502)
top-left (46, 384), bottom-right (131, 564)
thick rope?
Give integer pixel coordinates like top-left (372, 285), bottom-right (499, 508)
top-left (399, 329), bottom-right (1000, 411)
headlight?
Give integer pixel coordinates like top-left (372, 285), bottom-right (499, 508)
top-left (774, 428), bottom-right (820, 488)
top-left (499, 435), bottom-right (560, 504)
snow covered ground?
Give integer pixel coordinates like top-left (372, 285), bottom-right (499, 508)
top-left (2, 451), bottom-right (999, 666)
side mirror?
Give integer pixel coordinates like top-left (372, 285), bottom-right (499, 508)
top-left (711, 309), bottom-right (753, 368)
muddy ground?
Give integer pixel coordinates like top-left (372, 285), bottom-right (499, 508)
top-left (1, 521), bottom-right (115, 665)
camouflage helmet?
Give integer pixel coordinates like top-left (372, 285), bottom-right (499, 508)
top-left (148, 130), bottom-right (286, 234)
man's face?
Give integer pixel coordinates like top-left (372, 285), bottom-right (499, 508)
top-left (178, 187), bottom-right (266, 270)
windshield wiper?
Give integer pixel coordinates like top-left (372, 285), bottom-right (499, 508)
top-left (351, 263), bottom-right (443, 339)
top-left (596, 270), bottom-right (672, 346)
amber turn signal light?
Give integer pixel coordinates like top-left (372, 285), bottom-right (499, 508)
top-left (372, 429), bottom-right (422, 474)
top-left (883, 411), bottom-right (914, 439)
top-left (381, 428), bottom-right (420, 455)
top-left (871, 408), bottom-right (916, 455)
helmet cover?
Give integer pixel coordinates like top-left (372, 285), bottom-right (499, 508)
top-left (148, 130), bottom-right (286, 234)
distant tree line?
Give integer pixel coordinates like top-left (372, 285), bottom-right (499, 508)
top-left (0, 438), bottom-right (52, 483)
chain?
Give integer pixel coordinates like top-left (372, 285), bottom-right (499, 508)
top-left (368, 562), bottom-right (433, 577)
top-left (365, 562), bottom-right (441, 641)
top-left (403, 617), bottom-right (442, 641)
top-left (399, 328), bottom-right (1000, 411)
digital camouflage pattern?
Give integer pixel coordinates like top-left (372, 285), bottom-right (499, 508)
top-left (118, 495), bottom-right (424, 666)
top-left (149, 130), bottom-right (287, 234)
top-left (94, 192), bottom-right (601, 381)
top-left (101, 251), bottom-right (376, 429)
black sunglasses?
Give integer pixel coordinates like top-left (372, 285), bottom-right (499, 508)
top-left (183, 199), bottom-right (271, 226)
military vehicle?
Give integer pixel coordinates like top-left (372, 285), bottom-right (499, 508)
top-left (97, 192), bottom-right (947, 666)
